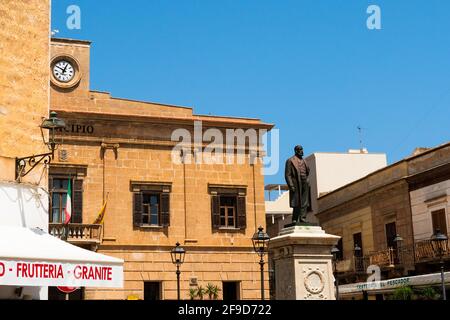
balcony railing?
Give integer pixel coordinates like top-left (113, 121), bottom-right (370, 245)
top-left (366, 248), bottom-right (396, 268)
top-left (414, 238), bottom-right (450, 263)
top-left (49, 223), bottom-right (103, 246)
top-left (335, 238), bottom-right (450, 274)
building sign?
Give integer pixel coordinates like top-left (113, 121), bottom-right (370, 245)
top-left (58, 123), bottom-right (95, 135)
top-left (354, 277), bottom-right (410, 291)
top-left (339, 272), bottom-right (450, 295)
top-left (0, 260), bottom-right (123, 288)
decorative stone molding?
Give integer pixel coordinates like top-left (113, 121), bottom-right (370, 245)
top-left (270, 225), bottom-right (340, 300)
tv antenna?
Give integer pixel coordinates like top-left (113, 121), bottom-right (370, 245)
top-left (357, 125), bottom-right (366, 151)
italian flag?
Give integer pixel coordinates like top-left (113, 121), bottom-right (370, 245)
top-left (64, 180), bottom-right (72, 224)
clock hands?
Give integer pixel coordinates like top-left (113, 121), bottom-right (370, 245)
top-left (53, 60), bottom-right (75, 82)
top-left (62, 63), bottom-right (69, 74)
top-left (55, 66), bottom-right (65, 73)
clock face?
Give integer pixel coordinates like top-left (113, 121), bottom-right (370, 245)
top-left (53, 60), bottom-right (75, 83)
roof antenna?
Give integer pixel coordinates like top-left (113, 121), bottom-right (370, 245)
top-left (357, 125), bottom-right (365, 152)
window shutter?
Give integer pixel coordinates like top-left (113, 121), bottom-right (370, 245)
top-left (48, 177), bottom-right (54, 194)
top-left (237, 196), bottom-right (247, 229)
top-left (211, 195), bottom-right (220, 229)
top-left (439, 211), bottom-right (448, 235)
top-left (72, 179), bottom-right (83, 224)
top-left (133, 192), bottom-right (143, 227)
top-left (48, 177), bottom-right (54, 220)
top-left (161, 193), bottom-right (170, 227)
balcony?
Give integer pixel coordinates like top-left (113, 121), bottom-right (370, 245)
top-left (49, 223), bottom-right (103, 250)
top-left (336, 238), bottom-right (449, 275)
top-left (414, 238), bottom-right (450, 263)
top-left (365, 248), bottom-right (396, 268)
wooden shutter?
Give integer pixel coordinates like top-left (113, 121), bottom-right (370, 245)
top-left (161, 193), bottom-right (170, 227)
top-left (133, 192), bottom-right (143, 227)
top-left (237, 196), bottom-right (247, 229)
top-left (211, 195), bottom-right (220, 229)
top-left (72, 179), bottom-right (83, 224)
top-left (48, 177), bottom-right (54, 195)
top-left (48, 177), bottom-right (54, 223)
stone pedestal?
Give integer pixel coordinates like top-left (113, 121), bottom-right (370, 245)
top-left (270, 225), bottom-right (340, 300)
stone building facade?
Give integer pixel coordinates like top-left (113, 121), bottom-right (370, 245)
top-left (0, 0), bottom-right (50, 183)
top-left (49, 38), bottom-right (273, 300)
top-left (316, 142), bottom-right (450, 288)
top-left (0, 0), bottom-right (52, 300)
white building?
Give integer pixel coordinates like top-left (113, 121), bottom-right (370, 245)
top-left (306, 149), bottom-right (387, 217)
top-left (266, 149), bottom-right (387, 235)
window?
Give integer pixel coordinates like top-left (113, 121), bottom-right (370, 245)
top-left (132, 182), bottom-right (171, 228)
top-left (222, 281), bottom-right (240, 300)
top-left (353, 232), bottom-right (363, 256)
top-left (144, 282), bottom-right (162, 300)
top-left (49, 176), bottom-right (83, 224)
top-left (51, 178), bottom-right (69, 223)
top-left (209, 185), bottom-right (247, 230)
top-left (142, 194), bottom-right (161, 225)
top-left (220, 196), bottom-right (237, 228)
top-left (385, 222), bottom-right (397, 248)
top-left (431, 209), bottom-right (448, 235)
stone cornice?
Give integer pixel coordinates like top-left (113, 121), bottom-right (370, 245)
top-left (52, 109), bottom-right (274, 130)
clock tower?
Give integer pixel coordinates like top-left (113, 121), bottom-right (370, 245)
top-left (50, 38), bottom-right (91, 96)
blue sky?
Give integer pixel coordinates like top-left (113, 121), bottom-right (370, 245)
top-left (52, 1), bottom-right (450, 185)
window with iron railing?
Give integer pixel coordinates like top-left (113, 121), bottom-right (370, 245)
top-left (49, 176), bottom-right (83, 224)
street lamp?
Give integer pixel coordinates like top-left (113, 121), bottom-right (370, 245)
top-left (354, 244), bottom-right (362, 272)
top-left (170, 242), bottom-right (186, 300)
top-left (431, 229), bottom-right (448, 301)
top-left (252, 226), bottom-right (270, 300)
top-left (331, 246), bottom-right (340, 300)
top-left (15, 111), bottom-right (66, 179)
top-left (393, 234), bottom-right (404, 265)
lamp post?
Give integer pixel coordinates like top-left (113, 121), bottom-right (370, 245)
top-left (252, 226), bottom-right (270, 300)
top-left (431, 229), bottom-right (448, 301)
top-left (354, 244), bottom-right (362, 272)
top-left (170, 242), bottom-right (186, 300)
top-left (15, 111), bottom-right (65, 180)
top-left (331, 246), bottom-right (340, 300)
top-left (393, 234), bottom-right (404, 265)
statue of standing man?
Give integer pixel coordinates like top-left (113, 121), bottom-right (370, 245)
top-left (285, 145), bottom-right (310, 225)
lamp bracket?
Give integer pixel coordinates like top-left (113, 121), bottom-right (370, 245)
top-left (15, 152), bottom-right (53, 180)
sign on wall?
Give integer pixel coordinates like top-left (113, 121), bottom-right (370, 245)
top-left (0, 260), bottom-right (123, 288)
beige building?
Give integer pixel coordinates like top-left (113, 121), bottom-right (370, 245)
top-left (409, 163), bottom-right (450, 242)
top-left (48, 38), bottom-right (273, 300)
top-left (316, 142), bottom-right (450, 298)
top-left (1, 1), bottom-right (127, 301)
top-left (0, 1), bottom-right (51, 300)
top-left (0, 0), bottom-right (50, 183)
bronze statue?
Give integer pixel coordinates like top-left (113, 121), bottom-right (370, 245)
top-left (285, 145), bottom-right (310, 225)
